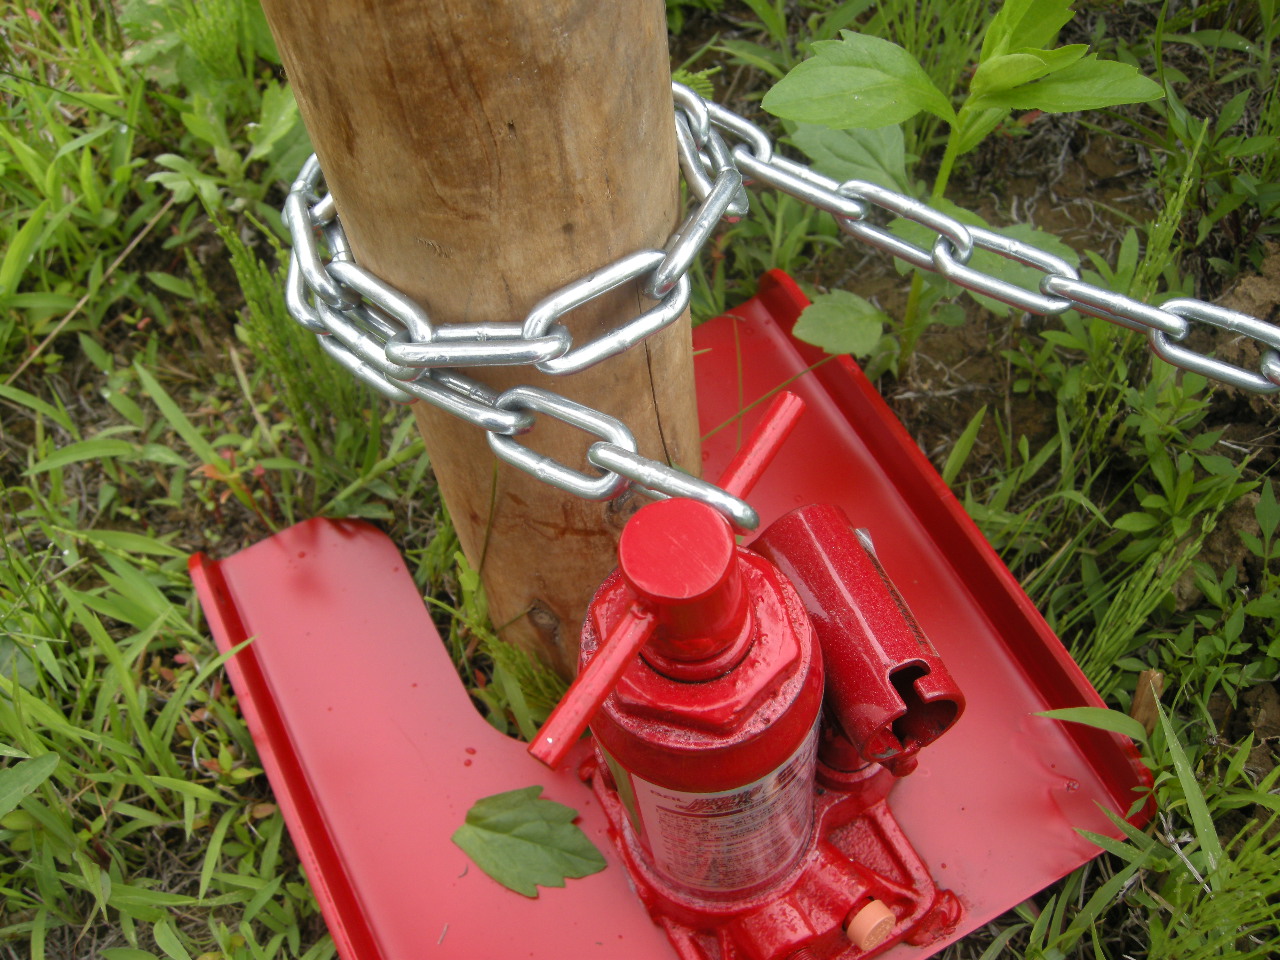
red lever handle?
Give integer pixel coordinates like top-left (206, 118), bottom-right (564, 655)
top-left (528, 605), bottom-right (656, 769)
top-left (716, 391), bottom-right (806, 499)
top-left (528, 391), bottom-right (806, 770)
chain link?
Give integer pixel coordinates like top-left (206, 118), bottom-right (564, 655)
top-left (486, 387), bottom-right (638, 501)
top-left (523, 249), bottom-right (692, 375)
top-left (934, 227), bottom-right (1078, 316)
top-left (280, 84), bottom-right (1280, 531)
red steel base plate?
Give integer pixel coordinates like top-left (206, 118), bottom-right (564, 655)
top-left (191, 271), bottom-right (1151, 960)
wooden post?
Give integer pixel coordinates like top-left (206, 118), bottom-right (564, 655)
top-left (258, 1), bottom-right (699, 675)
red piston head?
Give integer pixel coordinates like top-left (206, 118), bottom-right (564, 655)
top-left (619, 499), bottom-right (750, 671)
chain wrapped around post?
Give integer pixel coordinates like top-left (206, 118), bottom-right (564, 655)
top-left (280, 83), bottom-right (1280, 529)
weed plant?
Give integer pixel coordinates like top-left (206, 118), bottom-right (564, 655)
top-left (0, 1), bottom-right (1277, 958)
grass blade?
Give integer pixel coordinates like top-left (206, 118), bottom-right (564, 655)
top-left (942, 404), bottom-right (987, 485)
top-left (0, 199), bottom-right (50, 298)
top-left (151, 918), bottom-right (193, 960)
top-left (0, 383), bottom-right (74, 431)
top-left (133, 363), bottom-right (226, 467)
top-left (26, 437), bottom-right (137, 474)
top-left (1156, 700), bottom-right (1223, 885)
top-left (1036, 706), bottom-right (1149, 744)
top-left (0, 753), bottom-right (59, 819)
top-left (199, 807), bottom-right (236, 898)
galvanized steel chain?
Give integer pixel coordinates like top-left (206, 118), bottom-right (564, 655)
top-left (281, 83), bottom-right (1280, 530)
top-left (726, 132), bottom-right (1280, 394)
top-left (281, 107), bottom-right (757, 530)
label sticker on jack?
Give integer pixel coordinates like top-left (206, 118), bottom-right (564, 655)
top-left (630, 724), bottom-right (819, 894)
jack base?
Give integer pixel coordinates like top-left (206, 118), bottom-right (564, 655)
top-left (584, 754), bottom-right (962, 960)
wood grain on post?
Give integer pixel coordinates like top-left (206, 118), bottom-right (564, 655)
top-left (259, 1), bottom-right (699, 675)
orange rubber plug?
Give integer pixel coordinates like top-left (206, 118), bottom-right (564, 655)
top-left (846, 900), bottom-right (896, 951)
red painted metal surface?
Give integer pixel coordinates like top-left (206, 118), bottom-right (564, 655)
top-left (190, 519), bottom-right (673, 960)
top-left (716, 391), bottom-right (807, 500)
top-left (754, 504), bottom-right (964, 779)
top-left (578, 495), bottom-right (962, 958)
top-left (581, 502), bottom-right (823, 798)
top-left (588, 751), bottom-right (959, 960)
top-left (190, 270), bottom-right (1152, 960)
top-left (532, 395), bottom-right (808, 770)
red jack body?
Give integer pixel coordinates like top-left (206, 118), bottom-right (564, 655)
top-left (560, 495), bottom-right (965, 959)
top-left (528, 386), bottom-right (970, 959)
top-left (587, 498), bottom-right (824, 898)
top-left (753, 505), bottom-right (964, 782)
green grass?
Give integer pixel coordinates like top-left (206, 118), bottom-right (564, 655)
top-left (2, 1), bottom-right (1278, 958)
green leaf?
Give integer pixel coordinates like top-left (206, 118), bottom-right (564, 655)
top-left (77, 333), bottom-right (115, 373)
top-left (1163, 29), bottom-right (1258, 55)
top-left (134, 363), bottom-right (226, 467)
top-left (1245, 594), bottom-right (1280, 618)
top-left (972, 53), bottom-right (1051, 97)
top-left (1061, 845), bottom-right (1152, 942)
top-left (792, 290), bottom-right (886, 357)
top-left (1156, 700), bottom-right (1223, 885)
top-left (0, 383), bottom-right (73, 431)
top-left (147, 154), bottom-right (221, 206)
top-left (789, 123), bottom-right (911, 193)
top-left (101, 951), bottom-right (160, 960)
top-left (198, 807), bottom-right (236, 898)
top-left (146, 271), bottom-right (196, 300)
top-left (981, 0), bottom-right (1076, 62)
top-left (976, 924), bottom-right (1028, 960)
top-left (714, 39), bottom-right (789, 81)
top-left (451, 786), bottom-right (606, 897)
top-left (763, 32), bottom-right (954, 130)
top-left (971, 45), bottom-right (1088, 97)
top-left (247, 82), bottom-right (301, 162)
top-left (740, 0), bottom-right (787, 42)
top-left (942, 405), bottom-right (987, 486)
top-left (79, 529), bottom-right (187, 558)
top-left (151, 918), bottom-right (192, 960)
top-left (0, 754), bottom-right (59, 820)
top-left (0, 200), bottom-right (51, 298)
top-left (1256, 480), bottom-right (1279, 540)
top-left (1113, 511), bottom-right (1160, 533)
top-left (26, 438), bottom-right (137, 475)
top-left (149, 776), bottom-right (228, 804)
top-left (1076, 828), bottom-right (1148, 863)
top-left (975, 56), bottom-right (1164, 113)
top-left (242, 873), bottom-right (283, 924)
top-left (6, 292), bottom-right (78, 313)
top-left (493, 662), bottom-right (538, 741)
top-left (1036, 706), bottom-right (1148, 744)
top-left (179, 97), bottom-right (232, 152)
top-left (953, 106), bottom-right (1011, 156)
top-left (107, 885), bottom-right (198, 909)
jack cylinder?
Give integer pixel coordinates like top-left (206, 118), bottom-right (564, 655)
top-left (583, 498), bottom-right (824, 898)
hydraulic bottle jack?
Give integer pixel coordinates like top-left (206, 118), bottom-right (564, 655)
top-left (530, 392), bottom-right (965, 959)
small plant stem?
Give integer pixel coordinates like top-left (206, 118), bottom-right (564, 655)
top-left (897, 126), bottom-right (962, 374)
top-left (898, 273), bottom-right (928, 374)
top-left (319, 438), bottom-right (426, 514)
top-left (930, 132), bottom-right (962, 204)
